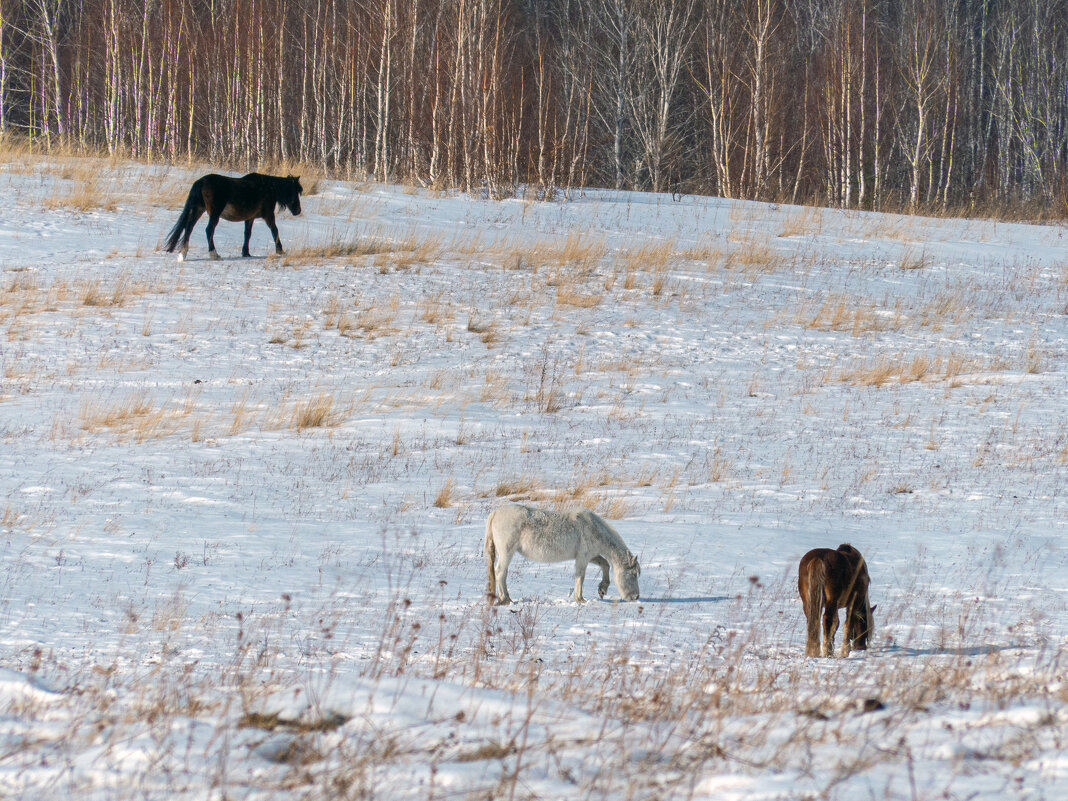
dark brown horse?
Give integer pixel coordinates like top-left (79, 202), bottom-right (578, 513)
top-left (164, 173), bottom-right (303, 261)
top-left (798, 544), bottom-right (875, 657)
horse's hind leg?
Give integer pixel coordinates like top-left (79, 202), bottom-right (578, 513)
top-left (205, 213), bottom-right (222, 260)
top-left (242, 220), bottom-right (254, 257)
top-left (178, 207), bottom-right (205, 262)
top-left (591, 556), bottom-right (610, 599)
top-left (822, 605), bottom-right (839, 657)
top-left (494, 548), bottom-right (515, 605)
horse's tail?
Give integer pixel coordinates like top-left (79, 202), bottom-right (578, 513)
top-left (164, 180), bottom-right (202, 252)
top-left (484, 510), bottom-right (497, 599)
top-left (803, 559), bottom-right (826, 655)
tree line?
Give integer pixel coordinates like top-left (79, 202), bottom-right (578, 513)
top-left (2, 0), bottom-right (1066, 212)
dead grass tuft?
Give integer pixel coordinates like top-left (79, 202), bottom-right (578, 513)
top-left (801, 294), bottom-right (902, 335)
top-left (555, 286), bottom-right (602, 308)
top-left (282, 228), bottom-right (442, 268)
top-left (468, 317), bottom-right (502, 347)
top-left (837, 351), bottom-right (983, 387)
top-left (494, 476), bottom-right (539, 499)
top-left (78, 275), bottom-right (133, 307)
top-left (291, 392), bottom-right (344, 431)
top-left (42, 168), bottom-right (119, 213)
top-left (898, 249), bottom-right (929, 270)
top-left (433, 478), bottom-right (456, 508)
top-left (79, 393), bottom-right (187, 441)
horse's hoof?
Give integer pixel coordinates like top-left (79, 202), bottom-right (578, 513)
top-left (176, 253), bottom-right (185, 263)
top-left (208, 251), bottom-right (221, 261)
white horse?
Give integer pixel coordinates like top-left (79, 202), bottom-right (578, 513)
top-left (484, 504), bottom-right (641, 604)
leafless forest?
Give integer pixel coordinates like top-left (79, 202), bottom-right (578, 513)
top-left (1, 0), bottom-right (1066, 211)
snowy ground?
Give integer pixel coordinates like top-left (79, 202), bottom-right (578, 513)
top-left (1, 155), bottom-right (1066, 799)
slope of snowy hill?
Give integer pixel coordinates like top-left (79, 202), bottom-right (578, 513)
top-left (1, 156), bottom-right (1066, 799)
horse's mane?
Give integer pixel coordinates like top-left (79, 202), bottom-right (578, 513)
top-left (241, 172), bottom-right (301, 209)
top-left (581, 510), bottom-right (637, 565)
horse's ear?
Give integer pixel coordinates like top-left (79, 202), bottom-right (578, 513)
top-left (870, 604), bottom-right (877, 614)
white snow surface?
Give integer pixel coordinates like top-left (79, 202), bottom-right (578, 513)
top-left (1, 158), bottom-right (1067, 799)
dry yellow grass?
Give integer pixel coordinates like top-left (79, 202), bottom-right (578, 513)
top-left (492, 230), bottom-right (607, 273)
top-left (916, 289), bottom-right (974, 330)
top-left (836, 351), bottom-right (984, 387)
top-left (280, 226), bottom-right (442, 269)
top-left (620, 239), bottom-right (678, 273)
top-left (353, 307), bottom-right (398, 339)
top-left (4, 272), bottom-right (148, 329)
top-left (493, 475), bottom-right (540, 499)
top-left (468, 317), bottom-right (502, 348)
top-left (43, 172), bottom-right (119, 213)
top-left (478, 369), bottom-right (510, 404)
top-left (78, 277), bottom-right (128, 307)
top-left (555, 286), bottom-right (602, 308)
top-left (649, 264), bottom-right (672, 297)
top-left (281, 231), bottom-right (395, 266)
top-left (420, 293), bottom-right (453, 325)
top-left (433, 478), bottom-right (456, 508)
top-left (291, 392), bottom-right (344, 431)
top-left (898, 249), bottom-right (929, 270)
top-left (540, 230), bottom-right (607, 270)
top-left (597, 496), bottom-right (631, 520)
top-left (776, 204), bottom-right (824, 238)
top-left (79, 393), bottom-right (186, 442)
top-left (724, 234), bottom-right (787, 276)
top-left (801, 294), bottom-right (903, 335)
top-left (708, 446), bottom-right (732, 483)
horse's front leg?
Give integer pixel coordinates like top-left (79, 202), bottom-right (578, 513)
top-left (822, 605), bottom-right (839, 658)
top-left (264, 212), bottom-right (283, 255)
top-left (205, 213), bottom-right (221, 260)
top-left (841, 607), bottom-right (858, 657)
top-left (242, 220), bottom-right (254, 257)
top-left (591, 556), bottom-right (611, 599)
top-left (574, 559), bottom-right (589, 603)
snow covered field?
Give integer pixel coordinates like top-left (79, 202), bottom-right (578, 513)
top-left (1, 154), bottom-right (1066, 799)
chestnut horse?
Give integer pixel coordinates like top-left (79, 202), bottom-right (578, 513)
top-left (798, 544), bottom-right (875, 657)
top-left (164, 173), bottom-right (303, 261)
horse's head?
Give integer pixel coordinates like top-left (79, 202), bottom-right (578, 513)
top-left (849, 602), bottom-right (876, 650)
top-left (282, 175), bottom-right (303, 216)
top-left (616, 553), bottom-right (641, 601)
